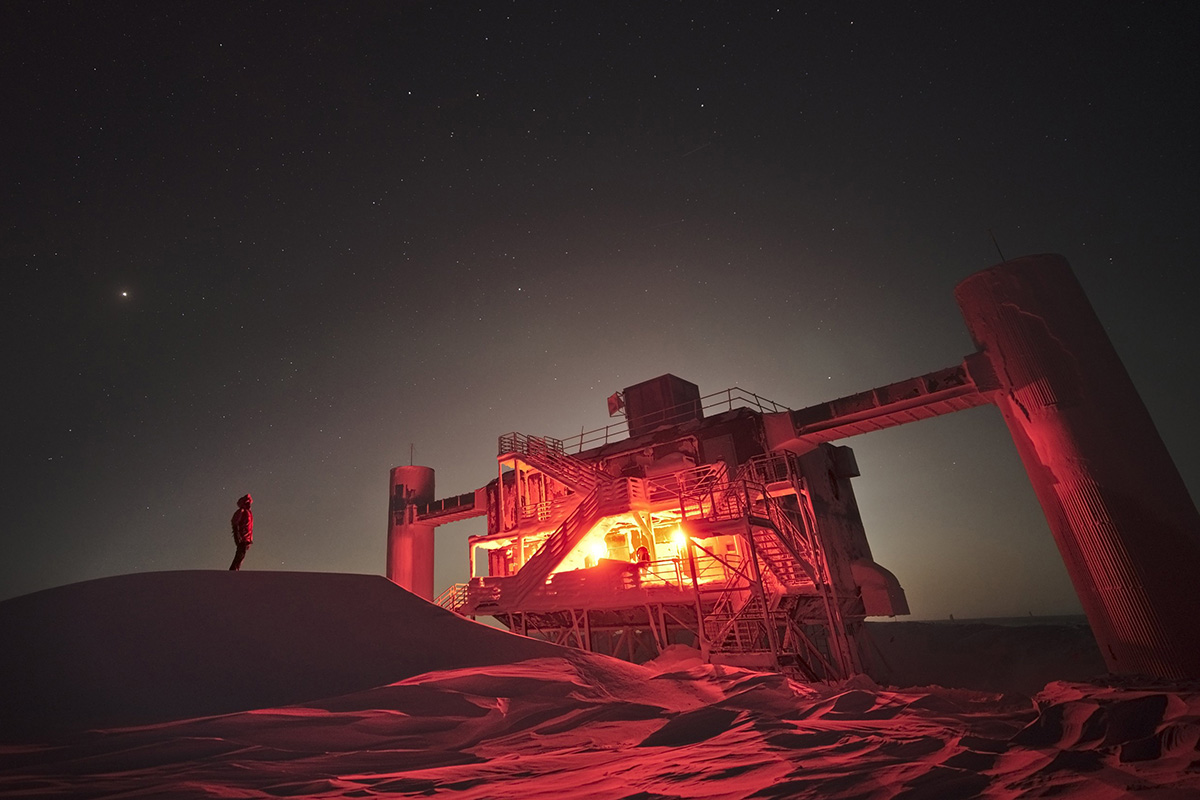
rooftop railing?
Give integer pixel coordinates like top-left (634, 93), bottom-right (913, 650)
top-left (562, 386), bottom-right (790, 453)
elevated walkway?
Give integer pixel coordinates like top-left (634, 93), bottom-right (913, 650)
top-left (764, 362), bottom-right (989, 448)
top-left (414, 488), bottom-right (487, 524)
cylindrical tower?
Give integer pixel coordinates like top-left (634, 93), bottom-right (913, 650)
top-left (386, 465), bottom-right (436, 600)
top-left (956, 254), bottom-right (1200, 679)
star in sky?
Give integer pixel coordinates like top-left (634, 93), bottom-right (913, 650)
top-left (1, 2), bottom-right (1196, 619)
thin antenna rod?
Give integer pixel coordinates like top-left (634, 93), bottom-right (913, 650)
top-left (988, 229), bottom-right (1006, 262)
top-left (409, 443), bottom-right (414, 466)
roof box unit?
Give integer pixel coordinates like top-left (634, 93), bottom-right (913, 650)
top-left (622, 374), bottom-right (703, 437)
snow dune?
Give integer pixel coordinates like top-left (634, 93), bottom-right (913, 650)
top-left (0, 570), bottom-right (562, 740)
top-left (1, 571), bottom-right (1196, 798)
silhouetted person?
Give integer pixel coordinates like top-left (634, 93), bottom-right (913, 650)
top-left (629, 545), bottom-right (651, 587)
top-left (229, 494), bottom-right (253, 570)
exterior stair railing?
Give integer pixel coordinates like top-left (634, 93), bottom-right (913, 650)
top-left (434, 582), bottom-right (469, 613)
top-left (755, 484), bottom-right (857, 678)
top-left (705, 610), bottom-right (766, 654)
top-left (646, 462), bottom-right (728, 504)
top-left (754, 495), bottom-right (819, 585)
top-left (499, 432), bottom-right (611, 492)
top-left (674, 453), bottom-right (856, 680)
top-left (496, 486), bottom-right (602, 610)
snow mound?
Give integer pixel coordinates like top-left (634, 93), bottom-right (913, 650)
top-left (1, 571), bottom-right (1198, 797)
top-left (1015, 680), bottom-right (1200, 762)
top-left (5, 657), bottom-right (1197, 798)
top-left (0, 570), bottom-right (562, 739)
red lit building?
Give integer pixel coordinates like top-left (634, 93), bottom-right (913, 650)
top-left (390, 256), bottom-right (1200, 682)
top-left (393, 374), bottom-right (908, 680)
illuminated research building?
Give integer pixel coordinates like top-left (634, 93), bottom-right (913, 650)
top-left (389, 256), bottom-right (1200, 682)
top-left (391, 374), bottom-right (908, 681)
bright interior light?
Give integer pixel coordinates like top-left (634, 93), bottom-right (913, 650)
top-left (589, 539), bottom-right (609, 562)
top-left (672, 527), bottom-right (687, 548)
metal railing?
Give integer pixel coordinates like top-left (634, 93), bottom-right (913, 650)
top-left (646, 462), bottom-right (728, 504)
top-left (639, 558), bottom-right (685, 587)
top-left (706, 614), bottom-right (771, 653)
top-left (742, 451), bottom-right (796, 485)
top-left (560, 386), bottom-right (790, 453)
top-left (693, 550), bottom-right (740, 584)
top-left (520, 494), bottom-right (577, 523)
top-left (677, 475), bottom-right (752, 523)
top-left (499, 431), bottom-right (609, 491)
top-left (502, 487), bottom-right (602, 609)
top-left (595, 476), bottom-right (647, 515)
top-left (434, 582), bottom-right (470, 613)
top-left (499, 431), bottom-right (566, 457)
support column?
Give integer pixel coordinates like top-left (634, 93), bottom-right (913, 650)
top-left (386, 465), bottom-right (436, 600)
top-left (956, 254), bottom-right (1200, 679)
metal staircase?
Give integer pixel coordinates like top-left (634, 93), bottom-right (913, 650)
top-left (757, 498), bottom-right (821, 582)
top-left (494, 487), bottom-right (603, 610)
top-left (705, 594), bottom-right (768, 652)
top-left (759, 489), bottom-right (858, 678)
top-left (750, 523), bottom-right (814, 588)
top-left (671, 452), bottom-right (858, 680)
top-left (499, 432), bottom-right (610, 492)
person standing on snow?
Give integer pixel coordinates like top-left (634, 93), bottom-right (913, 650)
top-left (229, 494), bottom-right (253, 570)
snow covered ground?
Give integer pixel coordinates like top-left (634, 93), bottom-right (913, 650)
top-left (1, 571), bottom-right (1197, 798)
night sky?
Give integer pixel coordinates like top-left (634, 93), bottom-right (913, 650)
top-left (5, 2), bottom-right (1197, 619)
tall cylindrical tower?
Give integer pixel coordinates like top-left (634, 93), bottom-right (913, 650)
top-left (386, 465), bottom-right (436, 600)
top-left (956, 254), bottom-right (1200, 679)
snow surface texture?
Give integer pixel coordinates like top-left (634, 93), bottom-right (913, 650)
top-left (1, 571), bottom-right (1197, 799)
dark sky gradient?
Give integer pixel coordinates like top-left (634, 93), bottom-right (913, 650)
top-left (4, 2), bottom-right (1197, 618)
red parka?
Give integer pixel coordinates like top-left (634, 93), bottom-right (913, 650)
top-left (232, 496), bottom-right (253, 544)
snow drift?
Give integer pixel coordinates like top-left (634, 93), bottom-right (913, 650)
top-left (0, 570), bottom-right (561, 739)
top-left (2, 571), bottom-right (1196, 799)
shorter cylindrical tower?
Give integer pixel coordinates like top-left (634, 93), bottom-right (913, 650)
top-left (387, 466), bottom-right (436, 600)
top-left (956, 254), bottom-right (1200, 679)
